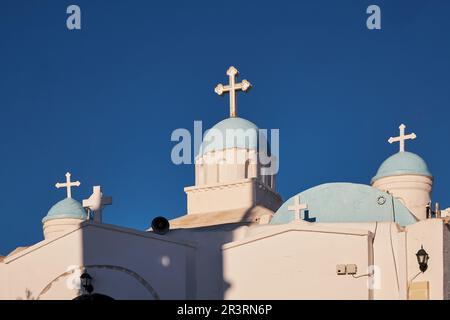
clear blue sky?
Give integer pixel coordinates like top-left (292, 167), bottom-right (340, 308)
top-left (1, 0), bottom-right (449, 255)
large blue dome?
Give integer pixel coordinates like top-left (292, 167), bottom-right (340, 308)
top-left (270, 183), bottom-right (417, 226)
top-left (42, 198), bottom-right (87, 223)
top-left (371, 151), bottom-right (432, 183)
top-left (198, 117), bottom-right (269, 156)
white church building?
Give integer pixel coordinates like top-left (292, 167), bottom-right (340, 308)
top-left (0, 67), bottom-right (449, 300)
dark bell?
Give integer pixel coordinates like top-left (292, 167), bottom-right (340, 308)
top-left (151, 216), bottom-right (170, 235)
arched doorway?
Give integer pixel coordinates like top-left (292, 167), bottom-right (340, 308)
top-left (37, 264), bottom-right (159, 300)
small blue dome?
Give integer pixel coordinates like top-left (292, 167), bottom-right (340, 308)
top-left (270, 183), bottom-right (417, 226)
top-left (42, 198), bottom-right (87, 223)
top-left (198, 117), bottom-right (269, 156)
top-left (371, 151), bottom-right (432, 183)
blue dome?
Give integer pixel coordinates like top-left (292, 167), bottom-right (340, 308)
top-left (198, 117), bottom-right (269, 156)
top-left (42, 198), bottom-right (87, 223)
top-left (371, 151), bottom-right (432, 183)
top-left (270, 183), bottom-right (417, 226)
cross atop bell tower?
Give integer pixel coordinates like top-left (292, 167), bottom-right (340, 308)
top-left (55, 172), bottom-right (80, 198)
top-left (388, 124), bottom-right (417, 152)
top-left (214, 66), bottom-right (252, 118)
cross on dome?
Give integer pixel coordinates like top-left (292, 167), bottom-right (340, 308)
top-left (214, 66), bottom-right (252, 118)
top-left (388, 124), bottom-right (417, 152)
top-left (287, 195), bottom-right (308, 221)
top-left (55, 172), bottom-right (80, 198)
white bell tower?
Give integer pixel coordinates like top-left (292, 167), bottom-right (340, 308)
top-left (371, 124), bottom-right (433, 221)
top-left (184, 67), bottom-right (282, 218)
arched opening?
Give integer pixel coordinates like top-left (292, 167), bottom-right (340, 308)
top-left (217, 159), bottom-right (226, 183)
top-left (244, 159), bottom-right (250, 179)
top-left (37, 264), bottom-right (160, 300)
top-left (196, 163), bottom-right (206, 186)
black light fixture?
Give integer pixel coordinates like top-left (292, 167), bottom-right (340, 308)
top-left (80, 272), bottom-right (94, 294)
top-left (416, 246), bottom-right (429, 273)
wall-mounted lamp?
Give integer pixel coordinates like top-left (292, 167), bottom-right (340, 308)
top-left (416, 246), bottom-right (429, 273)
top-left (80, 272), bottom-right (94, 294)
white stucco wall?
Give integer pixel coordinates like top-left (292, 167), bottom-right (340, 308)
top-left (318, 222), bottom-right (408, 299)
top-left (167, 225), bottom-right (249, 299)
top-left (406, 219), bottom-right (445, 300)
top-left (221, 224), bottom-right (373, 299)
top-left (0, 229), bottom-right (84, 300)
top-left (0, 222), bottom-right (196, 300)
top-left (80, 223), bottom-right (196, 299)
top-left (166, 220), bottom-right (448, 300)
top-left (2, 216), bottom-right (448, 300)
top-left (0, 261), bottom-right (7, 299)
top-left (444, 223), bottom-right (450, 300)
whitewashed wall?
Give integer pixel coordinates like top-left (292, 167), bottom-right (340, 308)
top-left (0, 222), bottom-right (195, 300)
top-left (221, 224), bottom-right (373, 299)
